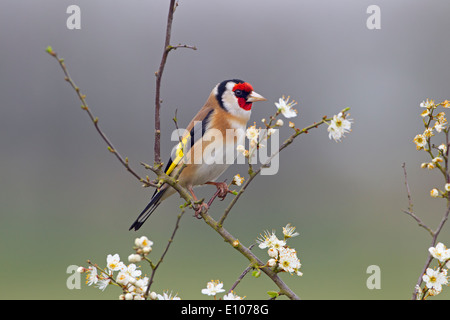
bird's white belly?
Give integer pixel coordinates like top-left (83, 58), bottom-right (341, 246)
top-left (192, 122), bottom-right (246, 185)
top-left (193, 163), bottom-right (230, 185)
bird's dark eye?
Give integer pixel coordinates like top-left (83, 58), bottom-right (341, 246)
top-left (234, 89), bottom-right (243, 97)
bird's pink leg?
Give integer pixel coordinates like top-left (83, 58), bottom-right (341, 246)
top-left (205, 181), bottom-right (231, 201)
top-left (188, 185), bottom-right (208, 219)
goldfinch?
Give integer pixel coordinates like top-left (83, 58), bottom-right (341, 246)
top-left (129, 79), bottom-right (266, 231)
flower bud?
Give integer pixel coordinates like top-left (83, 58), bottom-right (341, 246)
top-left (143, 246), bottom-right (152, 254)
top-left (149, 292), bottom-right (158, 300)
top-left (76, 266), bottom-right (85, 273)
top-left (268, 258), bottom-right (277, 267)
top-left (128, 254), bottom-right (142, 263)
top-left (125, 293), bottom-right (133, 300)
top-left (268, 248), bottom-right (278, 258)
top-left (430, 188), bottom-right (440, 198)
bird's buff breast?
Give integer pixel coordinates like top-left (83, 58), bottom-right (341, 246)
top-left (181, 121), bottom-right (246, 186)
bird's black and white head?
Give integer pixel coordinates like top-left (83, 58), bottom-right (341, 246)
top-left (213, 79), bottom-right (266, 119)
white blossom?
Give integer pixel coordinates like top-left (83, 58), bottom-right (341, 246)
top-left (275, 96), bottom-right (298, 118)
top-left (223, 291), bottom-right (244, 300)
top-left (135, 236), bottom-right (153, 249)
top-left (422, 268), bottom-right (448, 292)
top-left (157, 290), bottom-right (181, 300)
top-left (201, 280), bottom-right (225, 296)
top-left (327, 112), bottom-right (352, 142)
top-left (232, 174), bottom-right (244, 186)
top-left (106, 254), bottom-right (125, 272)
top-left (429, 243), bottom-right (450, 263)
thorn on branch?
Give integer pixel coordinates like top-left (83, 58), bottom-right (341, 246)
top-left (167, 44), bottom-right (198, 52)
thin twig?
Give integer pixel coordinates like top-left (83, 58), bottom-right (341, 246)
top-left (402, 210), bottom-right (434, 237)
top-left (402, 163), bottom-right (413, 213)
top-left (46, 48), bottom-right (156, 188)
top-left (218, 113), bottom-right (340, 226)
top-left (401, 163), bottom-right (434, 236)
top-left (228, 265), bottom-right (253, 294)
top-left (154, 0), bottom-right (196, 165)
top-left (144, 209), bottom-right (186, 298)
top-left (172, 109), bottom-right (183, 144)
top-left (228, 244), bottom-right (256, 294)
top-left (168, 44), bottom-right (198, 51)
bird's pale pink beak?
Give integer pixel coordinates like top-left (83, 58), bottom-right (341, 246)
top-left (247, 91), bottom-right (267, 103)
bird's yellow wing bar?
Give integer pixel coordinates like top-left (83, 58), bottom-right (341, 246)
top-left (162, 109), bottom-right (214, 177)
top-left (165, 133), bottom-right (190, 176)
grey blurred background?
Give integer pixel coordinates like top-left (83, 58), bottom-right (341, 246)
top-left (1, 0), bottom-right (450, 300)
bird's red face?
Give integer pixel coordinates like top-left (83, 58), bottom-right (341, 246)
top-left (215, 79), bottom-right (266, 117)
top-left (233, 82), bottom-right (254, 111)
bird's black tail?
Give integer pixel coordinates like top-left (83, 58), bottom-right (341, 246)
top-left (129, 188), bottom-right (167, 231)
